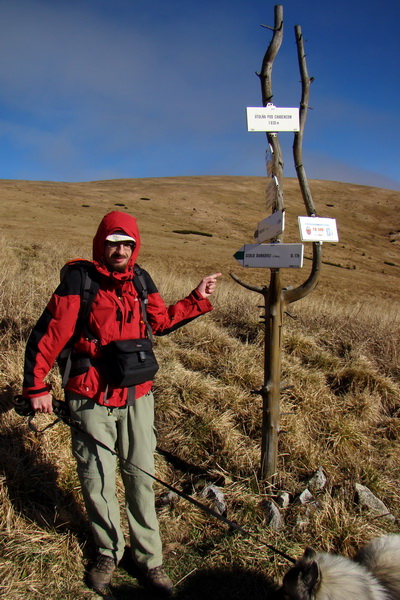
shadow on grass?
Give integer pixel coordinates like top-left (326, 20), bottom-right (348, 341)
top-left (107, 564), bottom-right (277, 600)
top-left (176, 566), bottom-right (277, 600)
top-left (106, 551), bottom-right (278, 600)
top-left (0, 389), bottom-right (90, 546)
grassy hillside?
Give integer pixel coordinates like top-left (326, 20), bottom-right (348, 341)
top-left (1, 176), bottom-right (399, 299)
top-left (0, 176), bottom-right (399, 599)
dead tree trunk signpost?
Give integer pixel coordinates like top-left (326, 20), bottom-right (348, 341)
top-left (231, 5), bottom-right (323, 482)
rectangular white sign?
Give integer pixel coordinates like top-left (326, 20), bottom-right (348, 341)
top-left (246, 106), bottom-right (300, 132)
top-left (298, 217), bottom-right (339, 242)
top-left (255, 210), bottom-right (285, 243)
top-left (234, 243), bottom-right (304, 268)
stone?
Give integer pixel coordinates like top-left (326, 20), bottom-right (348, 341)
top-left (201, 484), bottom-right (227, 516)
top-left (265, 500), bottom-right (284, 531)
top-left (276, 491), bottom-right (290, 509)
top-left (308, 467), bottom-right (327, 492)
top-left (354, 483), bottom-right (395, 522)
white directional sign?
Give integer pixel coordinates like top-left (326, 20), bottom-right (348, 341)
top-left (234, 243), bottom-right (304, 268)
top-left (246, 105), bottom-right (300, 132)
top-left (254, 210), bottom-right (285, 243)
top-left (298, 217), bottom-right (339, 242)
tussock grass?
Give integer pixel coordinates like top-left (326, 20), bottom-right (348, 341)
top-left (0, 238), bottom-right (399, 599)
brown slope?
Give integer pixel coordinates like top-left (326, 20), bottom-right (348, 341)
top-left (0, 176), bottom-right (399, 301)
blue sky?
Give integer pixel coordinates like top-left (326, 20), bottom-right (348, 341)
top-left (0, 0), bottom-right (399, 190)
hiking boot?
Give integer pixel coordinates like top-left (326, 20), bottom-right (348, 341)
top-left (139, 565), bottom-right (174, 596)
top-left (87, 554), bottom-right (117, 591)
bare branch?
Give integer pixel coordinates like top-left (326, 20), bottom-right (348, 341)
top-left (229, 271), bottom-right (265, 294)
top-left (293, 24), bottom-right (317, 216)
top-left (259, 5), bottom-right (284, 186)
top-left (285, 24), bottom-right (322, 305)
top-left (259, 5), bottom-right (284, 105)
top-left (283, 241), bottom-right (322, 305)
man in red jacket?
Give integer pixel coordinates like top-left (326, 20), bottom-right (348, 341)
top-left (23, 211), bottom-right (221, 595)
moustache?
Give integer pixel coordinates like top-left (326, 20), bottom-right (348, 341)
top-left (111, 252), bottom-right (128, 258)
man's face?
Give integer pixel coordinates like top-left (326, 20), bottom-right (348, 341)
top-left (103, 241), bottom-right (134, 272)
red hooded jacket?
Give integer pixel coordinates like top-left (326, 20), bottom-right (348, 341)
top-left (23, 211), bottom-right (213, 407)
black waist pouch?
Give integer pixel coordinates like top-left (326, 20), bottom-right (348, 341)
top-left (101, 338), bottom-right (159, 387)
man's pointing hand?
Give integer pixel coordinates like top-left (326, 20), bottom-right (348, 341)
top-left (196, 273), bottom-right (222, 298)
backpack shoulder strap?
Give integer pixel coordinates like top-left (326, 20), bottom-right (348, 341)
top-left (60, 259), bottom-right (100, 333)
top-left (59, 260), bottom-right (100, 387)
top-left (78, 263), bottom-right (100, 331)
top-left (60, 258), bottom-right (89, 282)
top-left (133, 264), bottom-right (153, 340)
top-left (132, 263), bottom-right (147, 299)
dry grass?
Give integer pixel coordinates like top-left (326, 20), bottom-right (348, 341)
top-left (0, 177), bottom-right (400, 600)
top-left (0, 176), bottom-right (400, 599)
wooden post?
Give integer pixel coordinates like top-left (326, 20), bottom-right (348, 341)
top-left (258, 4), bottom-right (284, 481)
top-left (231, 4), bottom-right (322, 483)
top-left (260, 271), bottom-right (282, 479)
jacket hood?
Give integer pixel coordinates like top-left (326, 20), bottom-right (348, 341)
top-left (93, 211), bottom-right (141, 272)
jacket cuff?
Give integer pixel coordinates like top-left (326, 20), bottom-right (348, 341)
top-left (191, 289), bottom-right (213, 310)
top-left (191, 288), bottom-right (203, 300)
top-left (22, 385), bottom-right (50, 399)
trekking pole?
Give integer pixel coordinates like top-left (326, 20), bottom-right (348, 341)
top-left (13, 395), bottom-right (296, 565)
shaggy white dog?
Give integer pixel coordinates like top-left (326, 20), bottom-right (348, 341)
top-left (277, 534), bottom-right (400, 600)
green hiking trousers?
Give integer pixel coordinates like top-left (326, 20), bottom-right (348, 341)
top-left (67, 391), bottom-right (163, 567)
